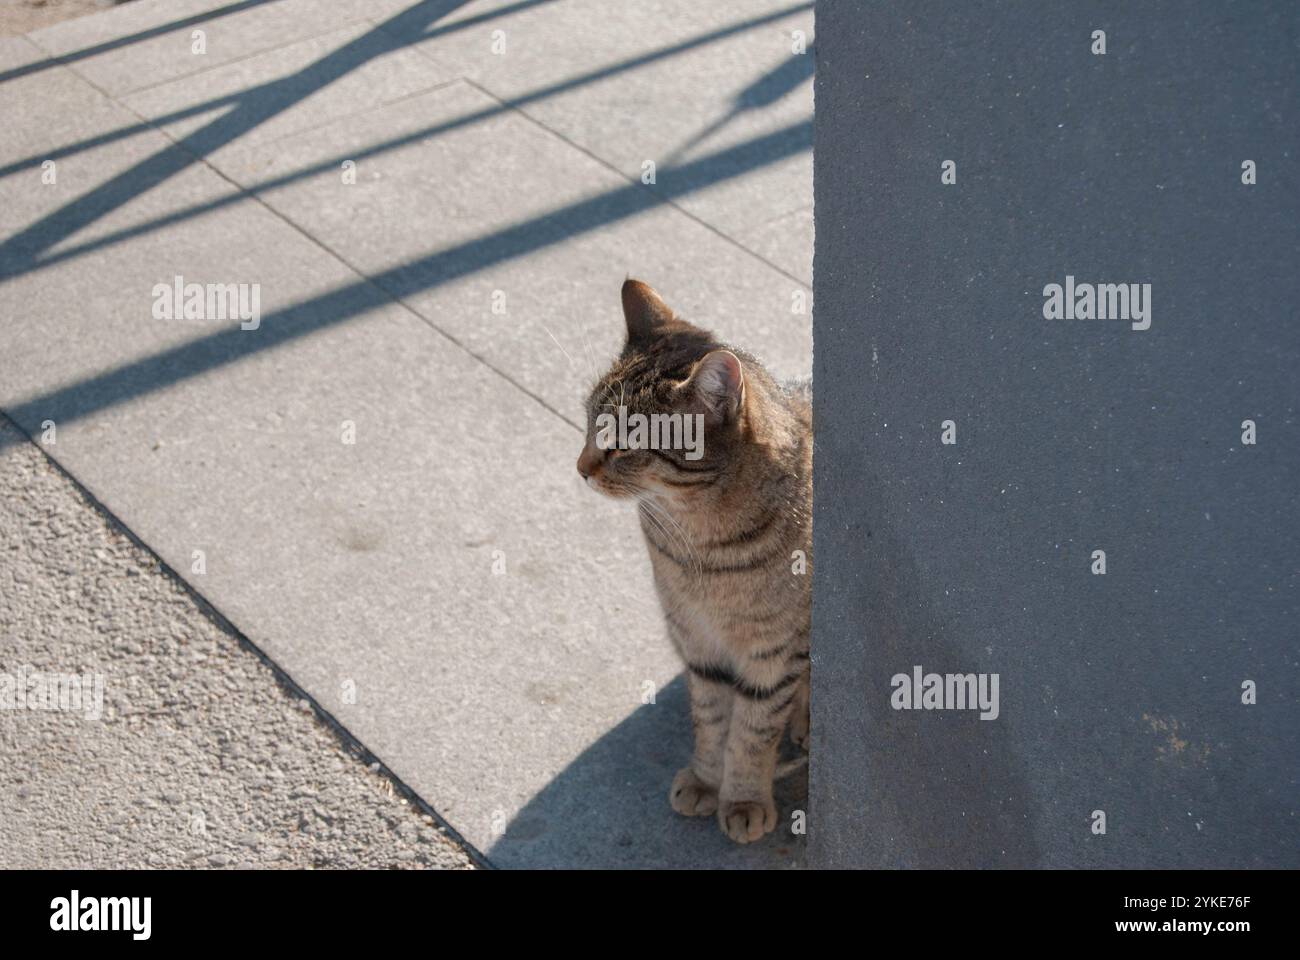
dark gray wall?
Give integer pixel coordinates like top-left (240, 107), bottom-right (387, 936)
top-left (810, 1), bottom-right (1298, 868)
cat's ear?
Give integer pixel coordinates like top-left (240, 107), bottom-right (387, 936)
top-left (621, 279), bottom-right (674, 342)
top-left (686, 350), bottom-right (745, 421)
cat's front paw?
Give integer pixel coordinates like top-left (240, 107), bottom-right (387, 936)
top-left (719, 797), bottom-right (777, 844)
top-left (670, 767), bottom-right (718, 817)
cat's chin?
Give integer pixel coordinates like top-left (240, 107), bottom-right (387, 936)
top-left (585, 476), bottom-right (634, 500)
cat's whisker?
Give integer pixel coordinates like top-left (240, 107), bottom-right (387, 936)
top-left (539, 322), bottom-right (577, 372)
top-left (578, 324), bottom-right (601, 381)
top-left (634, 488), bottom-right (705, 583)
top-left (656, 505), bottom-right (707, 583)
top-left (634, 496), bottom-right (684, 569)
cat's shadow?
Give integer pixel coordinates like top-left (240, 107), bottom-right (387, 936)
top-left (487, 675), bottom-right (808, 869)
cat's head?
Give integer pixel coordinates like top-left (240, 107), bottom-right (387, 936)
top-left (577, 280), bottom-right (747, 500)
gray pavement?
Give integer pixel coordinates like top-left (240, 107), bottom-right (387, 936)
top-left (0, 0), bottom-right (812, 867)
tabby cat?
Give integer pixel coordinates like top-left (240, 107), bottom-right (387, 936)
top-left (577, 280), bottom-right (812, 844)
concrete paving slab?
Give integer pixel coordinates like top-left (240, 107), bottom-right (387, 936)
top-left (0, 57), bottom-right (242, 273)
top-left (119, 20), bottom-right (454, 163)
top-left (0, 32), bottom-right (43, 72)
top-left (0, 0), bottom-right (813, 868)
top-left (182, 80), bottom-right (811, 425)
top-left (394, 0), bottom-right (814, 279)
top-left (0, 32), bottom-right (127, 165)
top-left (20, 0), bottom-right (411, 98)
top-left (736, 204), bottom-right (812, 287)
top-left (0, 59), bottom-right (804, 868)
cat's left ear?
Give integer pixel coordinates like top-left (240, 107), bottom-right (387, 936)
top-left (686, 350), bottom-right (745, 421)
top-left (622, 279), bottom-right (674, 342)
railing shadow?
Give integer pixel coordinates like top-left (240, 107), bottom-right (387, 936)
top-left (0, 0), bottom-right (283, 84)
top-left (0, 0), bottom-right (489, 275)
top-left (0, 1), bottom-right (812, 278)
top-left (0, 116), bottom-right (810, 450)
top-left (662, 41), bottom-right (814, 167)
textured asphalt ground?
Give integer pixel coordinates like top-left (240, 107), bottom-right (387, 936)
top-left (0, 0), bottom-right (117, 38)
top-left (0, 417), bottom-right (475, 869)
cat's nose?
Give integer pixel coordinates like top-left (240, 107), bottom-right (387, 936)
top-left (576, 444), bottom-right (604, 479)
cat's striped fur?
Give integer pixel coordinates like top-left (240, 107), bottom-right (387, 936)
top-left (577, 280), bottom-right (811, 844)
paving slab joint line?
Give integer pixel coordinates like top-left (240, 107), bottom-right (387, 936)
top-left (250, 75), bottom-right (469, 151)
top-left (16, 32), bottom-right (585, 438)
top-left (748, 201), bottom-right (813, 229)
top-left (361, 0), bottom-right (816, 290)
top-left (42, 14), bottom-right (385, 101)
top-left (20, 18), bottom-right (467, 153)
top-left (453, 75), bottom-right (812, 291)
top-left (22, 7), bottom-right (812, 295)
top-left (0, 408), bottom-right (495, 871)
